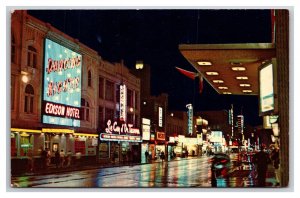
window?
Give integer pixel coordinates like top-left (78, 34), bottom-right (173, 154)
top-left (11, 75), bottom-right (15, 110)
top-left (98, 106), bottom-right (104, 129)
top-left (127, 89), bottom-right (133, 107)
top-left (88, 70), bottom-right (92, 87)
top-left (24, 84), bottom-right (34, 113)
top-left (27, 46), bottom-right (37, 68)
top-left (105, 80), bottom-right (114, 101)
top-left (98, 77), bottom-right (104, 98)
top-left (80, 98), bottom-right (90, 121)
top-left (11, 34), bottom-right (16, 63)
top-left (105, 108), bottom-right (115, 121)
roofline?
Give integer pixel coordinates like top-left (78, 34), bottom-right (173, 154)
top-left (179, 43), bottom-right (275, 50)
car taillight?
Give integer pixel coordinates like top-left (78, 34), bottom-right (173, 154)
top-left (221, 159), bottom-right (227, 163)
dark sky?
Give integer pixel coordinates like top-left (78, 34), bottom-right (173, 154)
top-left (28, 9), bottom-right (272, 126)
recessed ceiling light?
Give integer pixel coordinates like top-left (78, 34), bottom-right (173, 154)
top-left (213, 80), bottom-right (224, 83)
top-left (236, 76), bottom-right (248, 80)
top-left (218, 86), bottom-right (228, 90)
top-left (232, 67), bottom-right (246, 71)
top-left (223, 92), bottom-right (232, 94)
top-left (243, 90), bottom-right (253, 93)
top-left (240, 84), bottom-right (251, 87)
top-left (197, 61), bottom-right (212, 66)
top-left (206, 71), bottom-right (219, 76)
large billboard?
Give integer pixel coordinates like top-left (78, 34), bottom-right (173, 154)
top-left (42, 38), bottom-right (82, 127)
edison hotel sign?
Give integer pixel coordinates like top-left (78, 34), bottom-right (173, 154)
top-left (42, 39), bottom-right (82, 127)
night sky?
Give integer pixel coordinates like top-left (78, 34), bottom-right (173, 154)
top-left (28, 9), bottom-right (272, 126)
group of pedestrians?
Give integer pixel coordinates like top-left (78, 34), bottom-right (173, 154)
top-left (54, 150), bottom-right (72, 168)
top-left (252, 145), bottom-right (280, 187)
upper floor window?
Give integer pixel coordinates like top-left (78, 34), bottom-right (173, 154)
top-left (27, 46), bottom-right (37, 68)
top-left (11, 34), bottom-right (16, 63)
top-left (24, 84), bottom-right (34, 114)
top-left (80, 98), bottom-right (90, 121)
top-left (127, 89), bottom-right (133, 107)
top-left (105, 80), bottom-right (114, 101)
top-left (98, 76), bottom-right (104, 98)
top-left (88, 70), bottom-right (92, 87)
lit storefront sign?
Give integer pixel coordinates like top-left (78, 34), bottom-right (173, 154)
top-left (99, 133), bottom-right (142, 142)
top-left (158, 107), bottom-right (163, 127)
top-left (197, 134), bottom-right (203, 145)
top-left (120, 84), bottom-right (127, 122)
top-left (42, 38), bottom-right (82, 127)
top-left (100, 119), bottom-right (141, 142)
top-left (259, 62), bottom-right (275, 114)
top-left (186, 104), bottom-right (193, 135)
top-left (142, 125), bottom-right (150, 140)
top-left (169, 137), bottom-right (175, 143)
top-left (142, 118), bottom-right (151, 140)
top-left (210, 131), bottom-right (223, 143)
top-left (156, 132), bottom-right (165, 141)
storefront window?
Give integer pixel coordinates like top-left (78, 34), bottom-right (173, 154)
top-left (99, 142), bottom-right (109, 158)
top-left (75, 139), bottom-right (86, 155)
top-left (20, 133), bottom-right (32, 156)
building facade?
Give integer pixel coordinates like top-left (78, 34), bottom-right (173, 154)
top-left (10, 11), bottom-right (141, 173)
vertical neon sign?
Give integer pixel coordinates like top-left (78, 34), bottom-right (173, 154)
top-left (186, 104), bottom-right (193, 135)
top-left (158, 107), bottom-right (163, 127)
top-left (120, 84), bottom-right (127, 122)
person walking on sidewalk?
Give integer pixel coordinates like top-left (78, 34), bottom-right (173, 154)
top-left (145, 150), bottom-right (149, 163)
top-left (253, 145), bottom-right (271, 187)
top-left (55, 150), bottom-right (60, 168)
top-left (271, 145), bottom-right (280, 186)
top-left (66, 150), bottom-right (72, 167)
top-left (60, 150), bottom-right (65, 168)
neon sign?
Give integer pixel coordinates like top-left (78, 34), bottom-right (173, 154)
top-left (105, 119), bottom-right (140, 135)
top-left (158, 107), bottom-right (163, 127)
top-left (186, 104), bottom-right (193, 135)
top-left (42, 38), bottom-right (82, 127)
top-left (119, 84), bottom-right (127, 122)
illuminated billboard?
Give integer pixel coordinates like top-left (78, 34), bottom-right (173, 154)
top-left (259, 60), bottom-right (277, 116)
top-left (42, 38), bottom-right (82, 127)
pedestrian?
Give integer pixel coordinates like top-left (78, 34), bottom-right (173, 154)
top-left (271, 145), bottom-right (280, 186)
top-left (55, 150), bottom-right (60, 168)
top-left (160, 151), bottom-right (165, 162)
top-left (66, 150), bottom-right (72, 167)
top-left (40, 147), bottom-right (47, 170)
top-left (60, 150), bottom-right (65, 168)
top-left (46, 148), bottom-right (51, 167)
top-left (27, 149), bottom-right (34, 172)
top-left (145, 150), bottom-right (149, 163)
top-left (253, 145), bottom-right (271, 187)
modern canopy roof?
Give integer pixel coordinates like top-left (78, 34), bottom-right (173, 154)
top-left (179, 43), bottom-right (276, 96)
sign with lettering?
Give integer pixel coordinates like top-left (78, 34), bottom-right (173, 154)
top-left (158, 107), bottom-right (163, 127)
top-left (99, 133), bottom-right (142, 142)
top-left (119, 84), bottom-right (127, 122)
top-left (186, 104), bottom-right (193, 135)
top-left (156, 132), bottom-right (165, 141)
top-left (42, 38), bottom-right (82, 127)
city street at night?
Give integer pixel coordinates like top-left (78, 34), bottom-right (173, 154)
top-left (11, 155), bottom-right (277, 188)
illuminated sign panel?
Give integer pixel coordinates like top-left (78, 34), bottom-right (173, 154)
top-left (210, 131), bottom-right (223, 143)
top-left (100, 119), bottom-right (141, 142)
top-left (156, 132), bottom-right (165, 141)
top-left (158, 107), bottom-right (163, 127)
top-left (259, 63), bottom-right (274, 114)
top-left (186, 104), bottom-right (193, 135)
top-left (119, 84), bottom-right (127, 122)
top-left (42, 38), bottom-right (82, 127)
top-left (142, 125), bottom-right (150, 140)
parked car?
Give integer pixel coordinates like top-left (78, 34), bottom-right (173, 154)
top-left (209, 153), bottom-right (231, 178)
